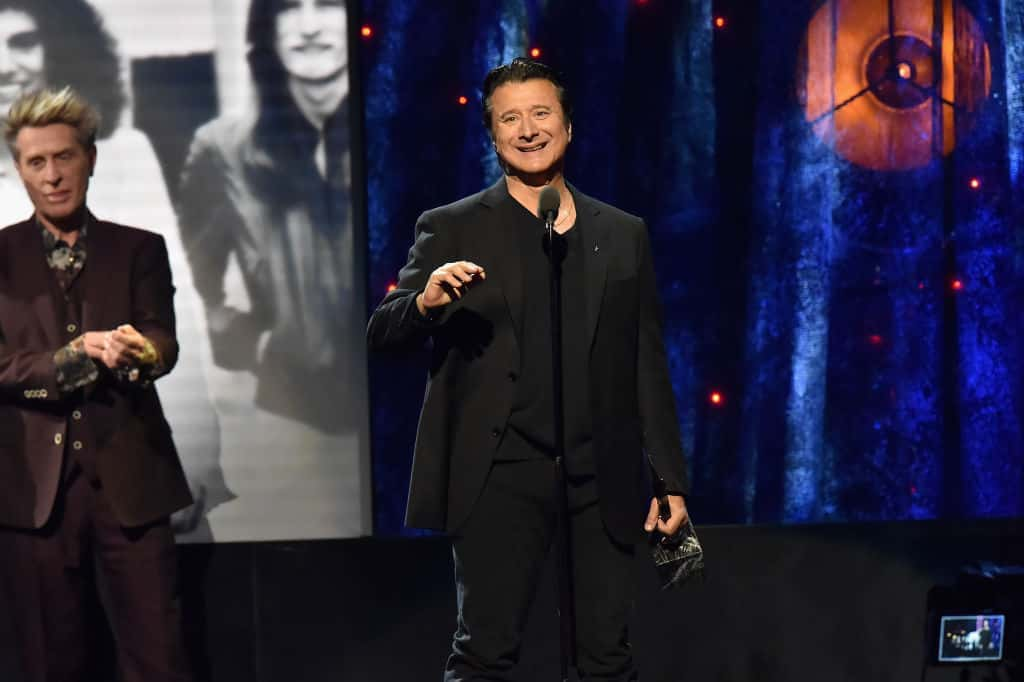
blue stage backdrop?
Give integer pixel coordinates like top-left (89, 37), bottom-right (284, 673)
top-left (362, 0), bottom-right (1024, 535)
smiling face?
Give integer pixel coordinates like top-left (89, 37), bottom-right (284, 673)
top-left (489, 78), bottom-right (571, 183)
top-left (14, 123), bottom-right (94, 228)
top-left (274, 0), bottom-right (348, 83)
top-left (0, 9), bottom-right (44, 113)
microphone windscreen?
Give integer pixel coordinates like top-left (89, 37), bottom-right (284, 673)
top-left (538, 186), bottom-right (560, 220)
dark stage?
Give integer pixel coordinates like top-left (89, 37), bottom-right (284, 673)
top-left (2, 519), bottom-right (1021, 681)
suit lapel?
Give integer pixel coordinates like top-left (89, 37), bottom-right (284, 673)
top-left (79, 215), bottom-right (115, 333)
top-left (472, 182), bottom-right (609, 349)
top-left (8, 220), bottom-right (63, 349)
top-left (474, 180), bottom-right (525, 342)
top-left (575, 189), bottom-right (608, 351)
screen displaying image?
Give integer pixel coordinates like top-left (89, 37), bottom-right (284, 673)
top-left (938, 615), bottom-right (1006, 663)
top-left (0, 0), bottom-right (372, 543)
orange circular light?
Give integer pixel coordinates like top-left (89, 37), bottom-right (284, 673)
top-left (710, 391), bottom-right (724, 406)
top-left (800, 0), bottom-right (991, 171)
top-left (386, 283), bottom-right (397, 293)
top-left (969, 177), bottom-right (981, 189)
top-left (530, 47), bottom-right (541, 58)
top-left (951, 279), bottom-right (964, 291)
top-left (361, 25), bottom-right (373, 38)
top-left (457, 96), bottom-right (468, 106)
top-left (715, 17), bottom-right (726, 29)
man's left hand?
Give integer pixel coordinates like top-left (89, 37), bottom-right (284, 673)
top-left (100, 324), bottom-right (156, 370)
top-left (644, 494), bottom-right (688, 537)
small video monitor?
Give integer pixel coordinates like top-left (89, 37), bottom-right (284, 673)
top-left (937, 615), bottom-right (1005, 663)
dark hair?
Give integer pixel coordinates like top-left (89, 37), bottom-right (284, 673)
top-left (481, 58), bottom-right (572, 135)
top-left (0, 0), bottom-right (124, 138)
top-left (245, 0), bottom-right (295, 116)
top-left (242, 0), bottom-right (352, 197)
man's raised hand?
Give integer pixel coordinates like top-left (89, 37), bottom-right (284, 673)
top-left (416, 261), bottom-right (486, 315)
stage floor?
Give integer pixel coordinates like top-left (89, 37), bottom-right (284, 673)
top-left (2, 520), bottom-right (1022, 681)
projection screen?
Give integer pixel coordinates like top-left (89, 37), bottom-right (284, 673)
top-left (0, 0), bottom-right (372, 542)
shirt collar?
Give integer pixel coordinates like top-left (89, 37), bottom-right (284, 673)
top-left (40, 214), bottom-right (90, 253)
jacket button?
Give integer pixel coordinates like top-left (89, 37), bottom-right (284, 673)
top-left (72, 410), bottom-right (82, 420)
top-left (66, 323), bottom-right (77, 334)
top-left (490, 428), bottom-right (501, 438)
top-left (54, 433), bottom-right (63, 445)
top-left (72, 441), bottom-right (83, 451)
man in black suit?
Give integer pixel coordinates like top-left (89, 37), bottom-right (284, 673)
top-left (367, 58), bottom-right (689, 681)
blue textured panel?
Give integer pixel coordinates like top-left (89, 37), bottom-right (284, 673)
top-left (365, 0), bottom-right (1024, 534)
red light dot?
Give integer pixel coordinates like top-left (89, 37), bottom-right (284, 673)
top-left (386, 283), bottom-right (397, 293)
top-left (709, 391), bottom-right (724, 406)
top-left (457, 95), bottom-right (468, 106)
top-left (969, 177), bottom-right (981, 190)
top-left (715, 16), bottom-right (726, 28)
top-left (910, 485), bottom-right (918, 495)
top-left (869, 334), bottom-right (883, 346)
top-left (530, 47), bottom-right (541, 58)
top-left (361, 25), bottom-right (373, 38)
top-left (917, 281), bottom-right (925, 290)
top-left (952, 279), bottom-right (964, 291)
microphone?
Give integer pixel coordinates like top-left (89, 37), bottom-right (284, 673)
top-left (538, 186), bottom-right (560, 233)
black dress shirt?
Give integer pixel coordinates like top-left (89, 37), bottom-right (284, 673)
top-left (499, 202), bottom-right (595, 481)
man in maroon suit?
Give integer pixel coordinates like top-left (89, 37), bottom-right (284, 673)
top-left (0, 87), bottom-right (194, 681)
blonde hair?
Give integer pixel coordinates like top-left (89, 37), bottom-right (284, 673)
top-left (4, 87), bottom-right (101, 159)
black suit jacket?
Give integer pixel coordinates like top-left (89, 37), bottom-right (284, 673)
top-left (368, 181), bottom-right (688, 544)
top-left (0, 216), bottom-right (192, 529)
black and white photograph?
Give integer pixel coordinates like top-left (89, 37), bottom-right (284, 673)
top-left (0, 0), bottom-right (370, 543)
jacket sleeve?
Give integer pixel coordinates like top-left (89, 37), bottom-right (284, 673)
top-left (635, 220), bottom-right (690, 496)
top-left (175, 125), bottom-right (267, 370)
top-left (176, 125), bottom-right (236, 310)
top-left (0, 326), bottom-right (63, 403)
top-left (366, 210), bottom-right (460, 351)
top-left (130, 234), bottom-right (179, 375)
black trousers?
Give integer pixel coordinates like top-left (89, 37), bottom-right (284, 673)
top-left (445, 459), bottom-right (637, 681)
top-left (0, 461), bottom-right (192, 682)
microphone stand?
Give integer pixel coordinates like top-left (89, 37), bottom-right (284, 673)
top-left (545, 210), bottom-right (576, 682)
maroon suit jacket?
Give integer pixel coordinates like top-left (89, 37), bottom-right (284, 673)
top-left (0, 216), bottom-right (192, 529)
